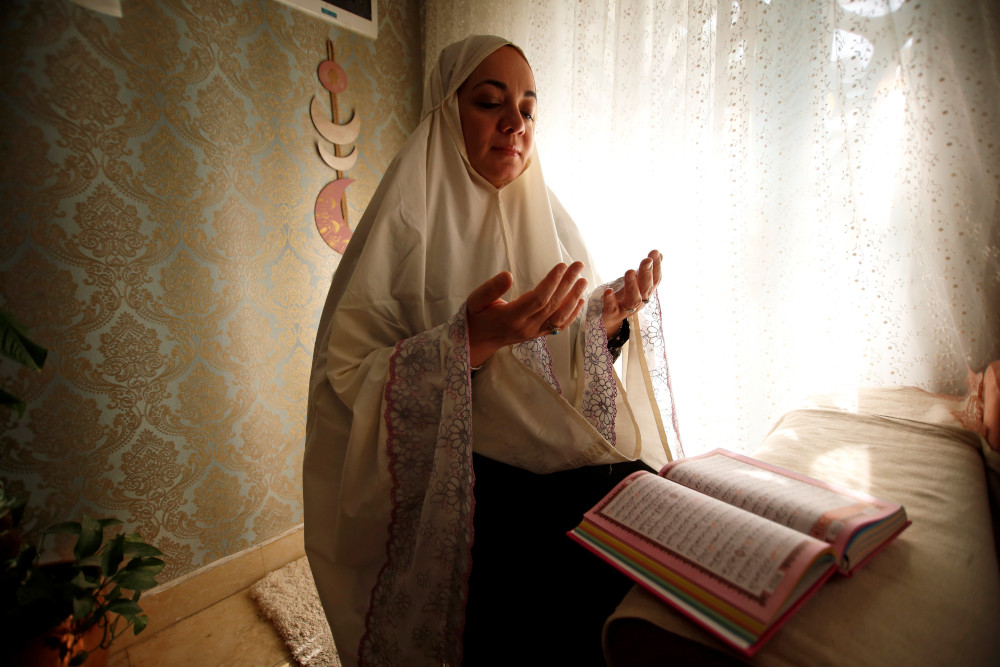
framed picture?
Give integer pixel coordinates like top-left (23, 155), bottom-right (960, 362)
top-left (276, 0), bottom-right (378, 39)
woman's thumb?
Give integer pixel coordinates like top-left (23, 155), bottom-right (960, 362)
top-left (602, 287), bottom-right (616, 310)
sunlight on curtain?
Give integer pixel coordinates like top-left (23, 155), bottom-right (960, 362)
top-left (423, 0), bottom-right (1000, 454)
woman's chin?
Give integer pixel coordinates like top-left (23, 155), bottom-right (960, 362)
top-left (481, 164), bottom-right (525, 189)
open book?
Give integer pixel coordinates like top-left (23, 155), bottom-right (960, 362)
top-left (568, 448), bottom-right (910, 656)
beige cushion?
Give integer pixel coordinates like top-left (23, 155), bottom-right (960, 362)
top-left (604, 387), bottom-right (1000, 667)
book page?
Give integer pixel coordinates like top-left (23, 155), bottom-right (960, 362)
top-left (663, 452), bottom-right (880, 542)
top-left (599, 473), bottom-right (812, 598)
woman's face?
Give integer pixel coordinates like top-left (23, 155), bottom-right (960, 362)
top-left (456, 46), bottom-right (536, 189)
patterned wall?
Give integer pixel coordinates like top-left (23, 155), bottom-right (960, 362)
top-left (0, 0), bottom-right (422, 581)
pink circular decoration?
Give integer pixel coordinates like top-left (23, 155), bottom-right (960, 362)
top-left (318, 60), bottom-right (348, 94)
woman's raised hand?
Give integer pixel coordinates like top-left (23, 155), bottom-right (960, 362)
top-left (466, 262), bottom-right (588, 367)
top-left (601, 250), bottom-right (662, 338)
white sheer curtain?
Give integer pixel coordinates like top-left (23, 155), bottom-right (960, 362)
top-left (423, 0), bottom-right (1000, 454)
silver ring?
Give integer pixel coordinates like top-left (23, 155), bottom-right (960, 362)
top-left (624, 307), bottom-right (637, 314)
top-left (545, 319), bottom-right (560, 335)
top-left (642, 298), bottom-right (650, 304)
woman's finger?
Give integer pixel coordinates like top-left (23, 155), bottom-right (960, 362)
top-left (512, 262), bottom-right (575, 319)
top-left (467, 271), bottom-right (514, 314)
top-left (618, 270), bottom-right (644, 312)
top-left (562, 295), bottom-right (586, 328)
top-left (544, 261), bottom-right (586, 319)
top-left (635, 257), bottom-right (655, 298)
top-left (508, 261), bottom-right (584, 327)
top-left (547, 277), bottom-right (588, 329)
top-left (649, 250), bottom-right (662, 292)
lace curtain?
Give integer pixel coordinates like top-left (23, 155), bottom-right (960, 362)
top-left (423, 0), bottom-right (1000, 453)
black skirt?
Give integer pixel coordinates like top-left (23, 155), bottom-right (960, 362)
top-left (462, 452), bottom-right (654, 666)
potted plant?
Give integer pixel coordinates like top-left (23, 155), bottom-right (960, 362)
top-left (1, 498), bottom-right (165, 666)
top-left (1, 312), bottom-right (165, 664)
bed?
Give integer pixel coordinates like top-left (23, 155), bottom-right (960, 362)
top-left (602, 382), bottom-right (1000, 666)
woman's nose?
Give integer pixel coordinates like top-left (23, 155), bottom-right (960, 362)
top-left (499, 105), bottom-right (525, 134)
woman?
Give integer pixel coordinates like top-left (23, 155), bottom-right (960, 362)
top-left (304, 35), bottom-right (682, 667)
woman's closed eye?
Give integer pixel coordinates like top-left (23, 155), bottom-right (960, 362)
top-left (474, 101), bottom-right (533, 120)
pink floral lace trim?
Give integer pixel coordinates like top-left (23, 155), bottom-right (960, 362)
top-left (581, 283), bottom-right (620, 445)
top-left (512, 336), bottom-right (561, 393)
top-left (359, 309), bottom-right (473, 666)
top-left (639, 290), bottom-right (684, 456)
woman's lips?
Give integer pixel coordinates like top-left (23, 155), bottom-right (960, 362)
top-left (493, 146), bottom-right (521, 157)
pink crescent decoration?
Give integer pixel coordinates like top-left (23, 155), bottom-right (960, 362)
top-left (318, 60), bottom-right (348, 94)
top-left (314, 178), bottom-right (355, 253)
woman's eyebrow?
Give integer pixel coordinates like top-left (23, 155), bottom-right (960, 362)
top-left (472, 79), bottom-right (537, 99)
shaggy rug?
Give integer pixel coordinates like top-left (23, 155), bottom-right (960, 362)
top-left (249, 557), bottom-right (341, 666)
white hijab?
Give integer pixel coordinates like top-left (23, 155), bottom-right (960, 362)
top-left (304, 34), bottom-right (682, 667)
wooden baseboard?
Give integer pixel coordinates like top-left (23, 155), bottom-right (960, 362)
top-left (109, 524), bottom-right (305, 656)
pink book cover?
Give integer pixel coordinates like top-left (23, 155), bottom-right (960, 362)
top-left (573, 534), bottom-right (837, 657)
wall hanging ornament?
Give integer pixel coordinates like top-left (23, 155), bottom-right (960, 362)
top-left (311, 40), bottom-right (360, 253)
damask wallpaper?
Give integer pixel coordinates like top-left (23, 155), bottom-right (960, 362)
top-left (0, 0), bottom-right (422, 581)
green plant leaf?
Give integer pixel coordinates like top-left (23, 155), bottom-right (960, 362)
top-left (124, 556), bottom-right (165, 575)
top-left (0, 388), bottom-right (26, 417)
top-left (73, 595), bottom-right (95, 619)
top-left (102, 533), bottom-right (125, 576)
top-left (106, 599), bottom-right (142, 615)
top-left (0, 310), bottom-right (47, 371)
top-left (98, 518), bottom-right (123, 530)
top-left (122, 540), bottom-right (163, 558)
top-left (79, 554), bottom-right (102, 567)
top-left (71, 570), bottom-right (99, 590)
top-left (132, 614), bottom-right (149, 635)
top-left (46, 521), bottom-right (81, 535)
top-left (74, 515), bottom-right (102, 560)
top-left (115, 571), bottom-right (159, 591)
